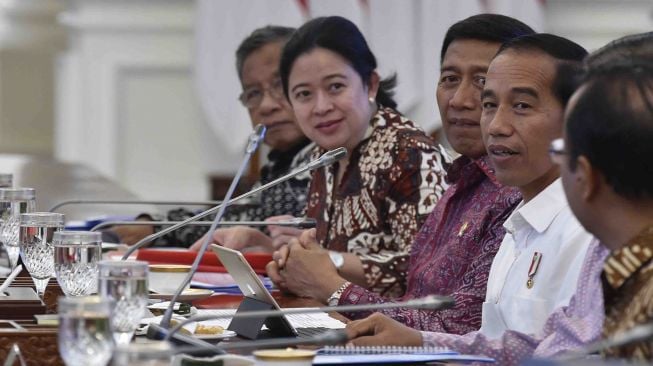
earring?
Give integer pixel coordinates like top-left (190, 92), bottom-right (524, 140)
top-left (369, 97), bottom-right (376, 104)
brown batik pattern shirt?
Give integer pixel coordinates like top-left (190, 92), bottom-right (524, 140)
top-left (305, 106), bottom-right (449, 297)
top-left (602, 225), bottom-right (653, 360)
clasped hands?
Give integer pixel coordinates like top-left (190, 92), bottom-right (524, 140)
top-left (267, 228), bottom-right (347, 301)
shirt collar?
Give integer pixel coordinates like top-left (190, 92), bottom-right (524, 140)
top-left (503, 178), bottom-right (566, 236)
top-left (603, 225), bottom-right (653, 290)
top-left (445, 155), bottom-right (498, 187)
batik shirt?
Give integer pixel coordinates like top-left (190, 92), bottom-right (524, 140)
top-left (422, 239), bottom-right (608, 366)
top-left (602, 225), bottom-right (653, 360)
top-left (339, 155), bottom-right (521, 335)
top-left (305, 106), bottom-right (449, 297)
top-left (156, 140), bottom-right (314, 246)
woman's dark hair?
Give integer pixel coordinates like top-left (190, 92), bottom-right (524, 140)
top-left (566, 63), bottom-right (653, 200)
top-left (497, 33), bottom-right (588, 106)
top-left (440, 14), bottom-right (535, 62)
top-left (279, 16), bottom-right (397, 109)
top-left (235, 25), bottom-right (296, 80)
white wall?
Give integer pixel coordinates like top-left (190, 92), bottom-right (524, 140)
top-left (55, 0), bottom-right (238, 202)
top-left (544, 0), bottom-right (653, 51)
top-left (0, 0), bottom-right (645, 203)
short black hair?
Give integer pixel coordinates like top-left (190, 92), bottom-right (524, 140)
top-left (497, 33), bottom-right (588, 106)
top-left (440, 14), bottom-right (535, 62)
top-left (280, 16), bottom-right (398, 109)
top-left (585, 31), bottom-right (653, 69)
top-left (235, 25), bottom-right (296, 80)
top-left (566, 35), bottom-right (653, 200)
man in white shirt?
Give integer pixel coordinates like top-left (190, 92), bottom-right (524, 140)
top-left (345, 33), bottom-right (591, 349)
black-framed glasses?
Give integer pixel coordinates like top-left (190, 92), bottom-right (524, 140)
top-left (238, 78), bottom-right (285, 109)
top-left (548, 138), bottom-right (567, 165)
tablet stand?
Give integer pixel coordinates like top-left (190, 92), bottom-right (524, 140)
top-left (227, 296), bottom-right (297, 339)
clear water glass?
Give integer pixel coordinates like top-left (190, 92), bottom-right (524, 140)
top-left (58, 296), bottom-right (114, 366)
top-left (19, 212), bottom-right (65, 297)
top-left (98, 260), bottom-right (148, 346)
top-left (54, 231), bottom-right (102, 296)
top-left (0, 188), bottom-right (35, 269)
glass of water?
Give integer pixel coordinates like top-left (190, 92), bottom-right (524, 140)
top-left (54, 231), bottom-right (102, 296)
top-left (0, 188), bottom-right (35, 269)
top-left (58, 296), bottom-right (114, 366)
top-left (98, 260), bottom-right (148, 346)
top-left (19, 212), bottom-right (65, 298)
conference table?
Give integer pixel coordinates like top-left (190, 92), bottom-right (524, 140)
top-left (0, 273), bottom-right (338, 366)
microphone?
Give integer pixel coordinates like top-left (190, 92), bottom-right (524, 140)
top-left (122, 146), bottom-right (347, 260)
top-left (157, 124), bottom-right (267, 330)
top-left (143, 329), bottom-right (347, 357)
top-left (558, 322), bottom-right (653, 360)
top-left (90, 218), bottom-right (317, 231)
top-left (164, 295), bottom-right (455, 341)
top-left (49, 199), bottom-right (222, 212)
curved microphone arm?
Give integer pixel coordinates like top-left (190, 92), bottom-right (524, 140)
top-left (158, 124), bottom-right (267, 329)
top-left (164, 295), bottom-right (454, 341)
top-left (90, 218), bottom-right (317, 231)
top-left (49, 200), bottom-right (222, 212)
top-left (122, 147), bottom-right (347, 260)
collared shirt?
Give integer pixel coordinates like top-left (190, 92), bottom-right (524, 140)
top-left (422, 239), bottom-right (608, 366)
top-left (338, 155), bottom-right (521, 334)
top-left (602, 225), bottom-right (653, 360)
top-left (156, 139), bottom-right (315, 246)
top-left (306, 106), bottom-right (449, 297)
top-left (480, 179), bottom-right (593, 338)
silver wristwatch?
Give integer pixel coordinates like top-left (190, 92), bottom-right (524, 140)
top-left (328, 251), bottom-right (345, 270)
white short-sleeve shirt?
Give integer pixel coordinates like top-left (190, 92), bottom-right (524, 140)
top-left (479, 179), bottom-right (593, 339)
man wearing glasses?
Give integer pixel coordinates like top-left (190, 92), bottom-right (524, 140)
top-left (112, 26), bottom-right (314, 247)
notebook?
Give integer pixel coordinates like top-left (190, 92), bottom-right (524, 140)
top-left (312, 346), bottom-right (495, 365)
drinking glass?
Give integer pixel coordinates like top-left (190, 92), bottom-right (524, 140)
top-left (19, 212), bottom-right (65, 298)
top-left (98, 260), bottom-right (148, 346)
top-left (0, 188), bottom-right (35, 269)
top-left (58, 296), bottom-right (114, 366)
top-left (54, 231), bottom-right (102, 296)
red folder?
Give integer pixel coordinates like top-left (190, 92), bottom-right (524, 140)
top-left (136, 249), bottom-right (272, 275)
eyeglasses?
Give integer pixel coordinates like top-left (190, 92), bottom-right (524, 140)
top-left (548, 138), bottom-right (568, 165)
top-left (238, 78), bottom-right (285, 109)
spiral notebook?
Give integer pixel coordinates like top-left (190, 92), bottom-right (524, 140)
top-left (313, 346), bottom-right (495, 365)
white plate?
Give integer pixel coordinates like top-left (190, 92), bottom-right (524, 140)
top-left (194, 329), bottom-right (237, 340)
top-left (149, 289), bottom-right (214, 301)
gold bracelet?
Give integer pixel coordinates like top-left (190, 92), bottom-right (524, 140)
top-left (326, 281), bottom-right (352, 306)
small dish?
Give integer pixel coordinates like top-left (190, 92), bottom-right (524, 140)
top-left (194, 329), bottom-right (237, 340)
top-left (149, 288), bottom-right (214, 301)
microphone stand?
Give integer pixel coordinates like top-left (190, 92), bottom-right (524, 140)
top-left (49, 199), bottom-right (222, 212)
top-left (164, 295), bottom-right (455, 341)
top-left (158, 125), bottom-right (266, 330)
top-left (90, 218), bottom-right (317, 231)
top-left (122, 146), bottom-right (347, 260)
top-left (558, 322), bottom-right (653, 361)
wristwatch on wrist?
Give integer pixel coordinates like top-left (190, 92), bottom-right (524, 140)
top-left (328, 251), bottom-right (345, 270)
top-left (326, 281), bottom-right (351, 307)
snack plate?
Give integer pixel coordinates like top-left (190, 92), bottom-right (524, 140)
top-left (194, 329), bottom-right (237, 340)
top-left (149, 289), bottom-right (214, 301)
